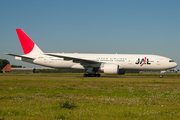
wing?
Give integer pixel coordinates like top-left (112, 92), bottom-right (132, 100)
top-left (45, 53), bottom-right (102, 65)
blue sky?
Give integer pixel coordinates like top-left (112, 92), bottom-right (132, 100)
top-left (0, 0), bottom-right (180, 68)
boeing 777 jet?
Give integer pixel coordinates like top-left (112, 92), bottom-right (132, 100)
top-left (6, 29), bottom-right (177, 77)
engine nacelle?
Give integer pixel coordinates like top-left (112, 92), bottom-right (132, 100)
top-left (101, 64), bottom-right (119, 74)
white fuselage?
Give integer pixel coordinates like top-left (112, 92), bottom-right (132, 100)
top-left (17, 53), bottom-right (177, 71)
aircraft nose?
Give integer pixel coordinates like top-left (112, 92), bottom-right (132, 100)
top-left (171, 62), bottom-right (178, 68)
top-left (169, 61), bottom-right (178, 69)
top-left (174, 62), bottom-right (178, 67)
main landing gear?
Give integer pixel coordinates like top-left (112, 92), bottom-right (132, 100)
top-left (83, 67), bottom-right (100, 77)
top-left (83, 73), bottom-right (101, 77)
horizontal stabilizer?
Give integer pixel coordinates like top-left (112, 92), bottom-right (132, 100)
top-left (5, 53), bottom-right (34, 60)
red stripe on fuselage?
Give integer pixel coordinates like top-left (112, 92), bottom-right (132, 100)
top-left (16, 29), bottom-right (35, 54)
top-left (141, 57), bottom-right (146, 66)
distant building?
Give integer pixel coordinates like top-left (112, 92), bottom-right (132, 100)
top-left (10, 68), bottom-right (34, 73)
top-left (10, 67), bottom-right (54, 73)
top-left (1, 64), bottom-right (54, 73)
top-left (1, 64), bottom-right (11, 73)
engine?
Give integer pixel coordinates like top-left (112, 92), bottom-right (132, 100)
top-left (100, 64), bottom-right (126, 74)
top-left (100, 64), bottom-right (119, 74)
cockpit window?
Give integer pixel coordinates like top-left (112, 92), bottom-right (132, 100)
top-left (169, 60), bottom-right (175, 62)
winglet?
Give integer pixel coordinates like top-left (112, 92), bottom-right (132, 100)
top-left (16, 29), bottom-right (35, 54)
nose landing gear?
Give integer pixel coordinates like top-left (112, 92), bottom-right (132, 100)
top-left (159, 71), bottom-right (166, 78)
top-left (159, 74), bottom-right (163, 78)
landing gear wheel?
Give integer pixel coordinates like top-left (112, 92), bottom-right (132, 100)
top-left (93, 74), bottom-right (96, 77)
top-left (83, 73), bottom-right (101, 77)
top-left (96, 74), bottom-right (101, 77)
top-left (83, 73), bottom-right (87, 77)
top-left (159, 74), bottom-right (163, 78)
top-left (88, 74), bottom-right (92, 77)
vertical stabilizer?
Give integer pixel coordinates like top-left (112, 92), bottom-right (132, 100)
top-left (16, 29), bottom-right (43, 54)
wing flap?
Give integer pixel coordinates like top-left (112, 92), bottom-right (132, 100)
top-left (45, 53), bottom-right (102, 64)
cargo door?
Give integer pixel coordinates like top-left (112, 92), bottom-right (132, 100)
top-left (157, 58), bottom-right (161, 65)
top-left (128, 58), bottom-right (132, 65)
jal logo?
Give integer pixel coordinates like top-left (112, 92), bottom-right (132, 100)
top-left (135, 57), bottom-right (151, 66)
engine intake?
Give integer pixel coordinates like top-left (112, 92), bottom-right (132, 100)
top-left (101, 64), bottom-right (119, 74)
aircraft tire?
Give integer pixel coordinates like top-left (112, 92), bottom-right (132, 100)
top-left (93, 74), bottom-right (97, 77)
top-left (83, 73), bottom-right (87, 77)
top-left (96, 74), bottom-right (101, 77)
top-left (88, 74), bottom-right (92, 77)
top-left (83, 73), bottom-right (100, 77)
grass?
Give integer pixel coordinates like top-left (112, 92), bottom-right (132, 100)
top-left (2, 72), bottom-right (180, 77)
top-left (0, 73), bottom-right (180, 119)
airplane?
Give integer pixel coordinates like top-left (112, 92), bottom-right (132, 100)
top-left (6, 29), bottom-right (178, 78)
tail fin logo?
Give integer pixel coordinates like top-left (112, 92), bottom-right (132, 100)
top-left (16, 29), bottom-right (35, 54)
